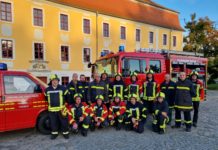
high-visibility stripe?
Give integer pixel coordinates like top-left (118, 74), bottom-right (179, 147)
top-left (91, 86), bottom-right (104, 90)
top-left (192, 84), bottom-right (201, 101)
top-left (153, 119), bottom-right (157, 125)
top-left (177, 86), bottom-right (190, 90)
top-left (155, 110), bottom-right (159, 115)
top-left (70, 87), bottom-right (75, 90)
top-left (168, 86), bottom-right (175, 89)
top-left (136, 108), bottom-right (140, 120)
top-left (142, 114), bottom-right (147, 118)
top-left (5, 107), bottom-right (15, 110)
top-left (175, 119), bottom-right (182, 122)
top-left (51, 132), bottom-right (58, 135)
top-left (184, 120), bottom-right (192, 124)
top-left (82, 124), bottom-right (89, 129)
top-left (175, 105), bottom-right (193, 110)
top-left (113, 85), bottom-right (123, 99)
top-left (47, 90), bottom-right (64, 112)
top-left (62, 131), bottom-right (69, 135)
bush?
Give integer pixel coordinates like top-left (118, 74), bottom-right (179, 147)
top-left (207, 84), bottom-right (218, 90)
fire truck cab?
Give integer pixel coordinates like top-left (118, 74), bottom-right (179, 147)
top-left (90, 49), bottom-right (208, 98)
top-left (0, 63), bottom-right (50, 134)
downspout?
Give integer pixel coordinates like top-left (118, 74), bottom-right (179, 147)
top-left (169, 29), bottom-right (172, 51)
top-left (96, 11), bottom-right (99, 60)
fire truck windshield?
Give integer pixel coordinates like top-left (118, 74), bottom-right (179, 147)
top-left (96, 57), bottom-right (118, 76)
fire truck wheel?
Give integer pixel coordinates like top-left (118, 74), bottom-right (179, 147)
top-left (37, 112), bottom-right (51, 135)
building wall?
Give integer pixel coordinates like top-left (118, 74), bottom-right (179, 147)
top-left (0, 0), bottom-right (183, 83)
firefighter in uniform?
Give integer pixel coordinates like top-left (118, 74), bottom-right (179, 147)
top-left (152, 92), bottom-right (169, 134)
top-left (160, 74), bottom-right (176, 124)
top-left (101, 72), bottom-right (110, 108)
top-left (68, 93), bottom-right (91, 137)
top-left (126, 72), bottom-right (142, 102)
top-left (190, 70), bottom-right (204, 127)
top-left (174, 72), bottom-right (196, 132)
top-left (90, 95), bottom-right (109, 130)
top-left (109, 73), bottom-right (128, 102)
top-left (108, 94), bottom-right (126, 130)
top-left (67, 73), bottom-right (79, 105)
top-left (87, 73), bottom-right (108, 104)
top-left (125, 94), bottom-right (147, 133)
top-left (45, 74), bottom-right (69, 139)
top-left (142, 69), bottom-right (157, 113)
top-left (77, 74), bottom-right (89, 103)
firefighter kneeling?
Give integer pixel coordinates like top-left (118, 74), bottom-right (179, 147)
top-left (125, 94), bottom-right (147, 133)
top-left (90, 95), bottom-right (109, 131)
top-left (108, 94), bottom-right (126, 130)
top-left (68, 93), bottom-right (91, 137)
top-left (45, 74), bottom-right (69, 140)
top-left (152, 92), bottom-right (169, 134)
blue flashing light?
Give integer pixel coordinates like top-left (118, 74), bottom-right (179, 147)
top-left (0, 63), bottom-right (7, 70)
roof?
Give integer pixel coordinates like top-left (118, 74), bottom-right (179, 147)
top-left (47, 0), bottom-right (184, 31)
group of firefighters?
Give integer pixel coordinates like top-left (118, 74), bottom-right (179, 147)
top-left (44, 69), bottom-right (204, 140)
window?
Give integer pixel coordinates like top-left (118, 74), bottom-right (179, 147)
top-left (1, 39), bottom-right (13, 59)
top-left (33, 8), bottom-right (43, 26)
top-left (60, 14), bottom-right (68, 31)
top-left (163, 34), bottom-right (167, 45)
top-left (149, 32), bottom-right (154, 44)
top-left (96, 57), bottom-right (118, 76)
top-left (83, 48), bottom-right (91, 63)
top-left (34, 43), bottom-right (44, 60)
top-left (83, 19), bottom-right (90, 34)
top-left (103, 23), bottom-right (109, 37)
top-left (0, 1), bottom-right (12, 22)
top-left (173, 36), bottom-right (177, 47)
top-left (149, 60), bottom-right (161, 73)
top-left (129, 59), bottom-right (140, 74)
top-left (61, 46), bottom-right (69, 62)
top-left (120, 26), bottom-right (126, 40)
top-left (136, 29), bottom-right (141, 42)
top-left (61, 76), bottom-right (69, 87)
top-left (4, 75), bottom-right (37, 94)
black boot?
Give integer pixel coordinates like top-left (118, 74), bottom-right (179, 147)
top-left (186, 128), bottom-right (191, 132)
top-left (81, 129), bottom-right (88, 137)
top-left (193, 122), bottom-right (197, 128)
top-left (63, 134), bottom-right (69, 139)
top-left (50, 134), bottom-right (58, 140)
top-left (116, 123), bottom-right (122, 131)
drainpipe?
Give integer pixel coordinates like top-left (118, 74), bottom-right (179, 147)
top-left (96, 11), bottom-right (99, 60)
top-left (169, 29), bottom-right (172, 51)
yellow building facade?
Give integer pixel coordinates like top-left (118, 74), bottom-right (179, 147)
top-left (0, 0), bottom-right (184, 84)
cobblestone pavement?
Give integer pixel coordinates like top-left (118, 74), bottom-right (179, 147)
top-left (0, 90), bottom-right (218, 150)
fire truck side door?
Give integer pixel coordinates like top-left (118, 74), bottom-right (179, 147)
top-left (2, 74), bottom-right (41, 131)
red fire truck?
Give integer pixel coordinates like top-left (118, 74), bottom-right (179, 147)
top-left (89, 49), bottom-right (208, 99)
top-left (0, 63), bottom-right (50, 134)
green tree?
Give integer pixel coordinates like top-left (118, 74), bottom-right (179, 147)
top-left (183, 13), bottom-right (218, 57)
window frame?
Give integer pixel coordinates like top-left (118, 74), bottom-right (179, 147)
top-left (33, 42), bottom-right (44, 60)
top-left (103, 22), bottom-right (110, 37)
top-left (60, 13), bottom-right (69, 31)
top-left (163, 34), bottom-right (167, 46)
top-left (83, 47), bottom-right (91, 63)
top-left (33, 8), bottom-right (43, 27)
top-left (120, 26), bottom-right (126, 40)
top-left (149, 31), bottom-right (154, 44)
top-left (60, 45), bottom-right (69, 62)
top-left (149, 60), bottom-right (161, 73)
top-left (173, 36), bottom-right (177, 47)
top-left (0, 1), bottom-right (12, 22)
top-left (3, 75), bottom-right (37, 95)
top-left (136, 29), bottom-right (141, 42)
top-left (1, 39), bottom-right (13, 59)
top-left (83, 18), bottom-right (91, 34)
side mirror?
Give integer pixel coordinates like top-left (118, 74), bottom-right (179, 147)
top-left (34, 84), bottom-right (42, 93)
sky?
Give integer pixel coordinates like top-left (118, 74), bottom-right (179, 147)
top-left (153, 0), bottom-right (218, 29)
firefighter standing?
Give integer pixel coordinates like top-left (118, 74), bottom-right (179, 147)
top-left (152, 92), bottom-right (169, 134)
top-left (109, 73), bottom-right (128, 102)
top-left (77, 74), bottom-right (89, 103)
top-left (126, 72), bottom-right (142, 101)
top-left (174, 72), bottom-right (196, 132)
top-left (142, 69), bottom-right (157, 113)
top-left (45, 74), bottom-right (69, 139)
top-left (190, 70), bottom-right (204, 127)
top-left (68, 93), bottom-right (91, 137)
top-left (101, 72), bottom-right (110, 108)
top-left (90, 95), bottom-right (109, 130)
top-left (108, 94), bottom-right (126, 130)
top-left (87, 73), bottom-right (108, 104)
top-left (125, 94), bottom-right (147, 133)
top-left (67, 73), bottom-right (79, 105)
top-left (160, 74), bottom-right (176, 124)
